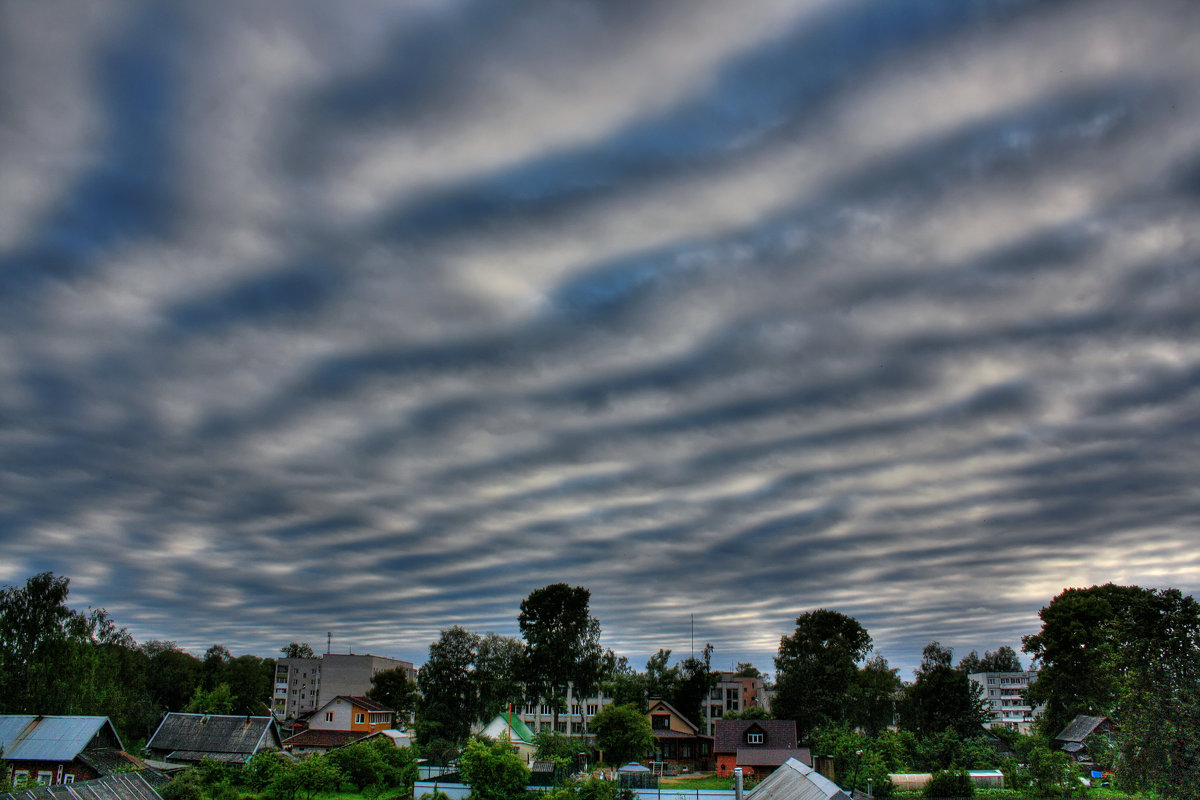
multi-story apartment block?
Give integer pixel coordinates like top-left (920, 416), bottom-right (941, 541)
top-left (702, 672), bottom-right (766, 735)
top-left (517, 683), bottom-right (615, 738)
top-left (968, 671), bottom-right (1039, 734)
top-left (273, 653), bottom-right (417, 722)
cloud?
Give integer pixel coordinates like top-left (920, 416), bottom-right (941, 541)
top-left (0, 0), bottom-right (1199, 676)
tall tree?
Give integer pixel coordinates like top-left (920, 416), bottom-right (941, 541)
top-left (474, 633), bottom-right (526, 719)
top-left (900, 642), bottom-right (988, 738)
top-left (850, 653), bottom-right (902, 736)
top-left (1110, 588), bottom-right (1200, 799)
top-left (0, 572), bottom-right (86, 713)
top-left (368, 667), bottom-right (420, 727)
top-left (773, 609), bottom-right (872, 742)
top-left (673, 644), bottom-right (718, 729)
top-left (602, 652), bottom-right (647, 711)
top-left (644, 649), bottom-right (680, 702)
top-left (142, 641), bottom-right (203, 712)
top-left (1022, 583), bottom-right (1160, 735)
top-left (416, 626), bottom-right (480, 744)
top-left (734, 662), bottom-right (763, 679)
top-left (518, 584), bottom-right (603, 732)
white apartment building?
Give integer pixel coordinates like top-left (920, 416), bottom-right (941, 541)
top-left (273, 653), bottom-right (417, 721)
top-left (517, 683), bottom-right (615, 738)
top-left (968, 671), bottom-right (1040, 734)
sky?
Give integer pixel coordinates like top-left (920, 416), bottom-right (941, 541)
top-left (1, 0), bottom-right (1199, 679)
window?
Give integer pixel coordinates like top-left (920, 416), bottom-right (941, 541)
top-left (572, 722), bottom-right (584, 734)
top-left (355, 713), bottom-right (365, 724)
top-left (64, 776), bottom-right (74, 785)
top-left (37, 772), bottom-right (53, 785)
top-left (586, 704), bottom-right (599, 716)
top-left (325, 712), bottom-right (334, 722)
top-left (652, 715), bottom-right (671, 730)
top-left (747, 733), bottom-right (764, 745)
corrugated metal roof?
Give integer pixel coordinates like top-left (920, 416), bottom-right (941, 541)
top-left (146, 714), bottom-right (279, 762)
top-left (745, 758), bottom-right (850, 800)
top-left (0, 717), bottom-right (116, 762)
top-left (0, 772), bottom-right (162, 800)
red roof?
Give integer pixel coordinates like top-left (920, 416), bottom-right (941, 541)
top-left (714, 720), bottom-right (797, 754)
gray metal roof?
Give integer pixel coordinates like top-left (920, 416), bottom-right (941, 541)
top-left (745, 758), bottom-right (851, 800)
top-left (0, 772), bottom-right (163, 800)
top-left (145, 714), bottom-right (280, 763)
top-left (0, 717), bottom-right (118, 762)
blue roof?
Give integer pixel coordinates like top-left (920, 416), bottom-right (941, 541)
top-left (0, 716), bottom-right (120, 762)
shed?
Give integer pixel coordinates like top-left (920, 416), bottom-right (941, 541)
top-left (745, 757), bottom-right (851, 800)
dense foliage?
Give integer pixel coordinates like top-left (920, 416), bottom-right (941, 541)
top-left (773, 609), bottom-right (873, 741)
top-left (589, 703), bottom-right (654, 765)
top-left (458, 737), bottom-right (530, 800)
top-left (519, 584), bottom-right (604, 731)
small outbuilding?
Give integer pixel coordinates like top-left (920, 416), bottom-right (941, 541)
top-left (145, 714), bottom-right (281, 765)
top-left (745, 757), bottom-right (851, 800)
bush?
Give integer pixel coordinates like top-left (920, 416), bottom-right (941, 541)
top-left (924, 768), bottom-right (974, 798)
top-left (161, 774), bottom-right (204, 800)
top-left (458, 738), bottom-right (530, 800)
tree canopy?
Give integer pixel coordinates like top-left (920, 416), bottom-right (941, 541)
top-left (900, 642), bottom-right (988, 738)
top-left (519, 583), bottom-right (603, 729)
top-left (590, 703), bottom-right (654, 766)
top-left (416, 626), bottom-right (480, 744)
top-left (773, 609), bottom-right (872, 741)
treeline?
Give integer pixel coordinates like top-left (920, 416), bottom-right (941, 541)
top-left (0, 572), bottom-right (275, 745)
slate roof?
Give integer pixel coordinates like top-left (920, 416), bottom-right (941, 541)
top-left (1054, 715), bottom-right (1110, 743)
top-left (75, 749), bottom-right (145, 776)
top-left (736, 747), bottom-right (812, 768)
top-left (745, 757), bottom-right (850, 800)
top-left (334, 697), bottom-right (392, 713)
top-left (145, 714), bottom-right (280, 764)
top-left (0, 772), bottom-right (164, 800)
top-left (282, 729), bottom-right (368, 749)
top-left (0, 717), bottom-right (122, 763)
top-left (714, 720), bottom-right (798, 754)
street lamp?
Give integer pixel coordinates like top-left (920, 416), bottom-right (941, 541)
top-left (850, 750), bottom-right (864, 796)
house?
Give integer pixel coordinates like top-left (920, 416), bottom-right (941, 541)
top-left (478, 713), bottom-right (538, 764)
top-left (273, 653), bottom-right (416, 722)
top-left (0, 716), bottom-right (142, 786)
top-left (1053, 715), bottom-right (1116, 764)
top-left (282, 696), bottom-right (397, 755)
top-left (0, 771), bottom-right (167, 800)
top-left (743, 757), bottom-right (850, 800)
top-left (646, 699), bottom-right (714, 772)
top-left (714, 719), bottom-right (809, 779)
top-left (145, 714), bottom-right (282, 765)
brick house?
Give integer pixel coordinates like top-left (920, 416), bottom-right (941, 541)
top-left (713, 719), bottom-right (810, 778)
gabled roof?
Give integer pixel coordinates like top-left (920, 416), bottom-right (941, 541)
top-left (1054, 715), bottom-right (1111, 743)
top-left (736, 747), bottom-right (812, 768)
top-left (319, 696), bottom-right (393, 714)
top-left (0, 772), bottom-right (165, 800)
top-left (647, 699), bottom-right (699, 733)
top-left (282, 729), bottom-right (369, 749)
top-left (146, 714), bottom-right (280, 763)
top-left (745, 757), bottom-right (850, 800)
top-left (0, 716), bottom-right (122, 763)
top-left (714, 720), bottom-right (797, 754)
top-left (479, 712), bottom-right (536, 744)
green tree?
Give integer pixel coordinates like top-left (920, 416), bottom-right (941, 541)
top-left (643, 649), bottom-right (679, 702)
top-left (722, 706), bottom-right (771, 720)
top-left (281, 642), bottom-right (315, 658)
top-left (900, 642), bottom-right (988, 738)
top-left (957, 646), bottom-right (1022, 674)
top-left (519, 584), bottom-right (603, 733)
top-left (773, 609), bottom-right (872, 742)
top-left (459, 737), bottom-right (530, 800)
top-left (0, 572), bottom-right (89, 713)
top-left (1109, 588), bottom-right (1200, 799)
top-left (475, 633), bottom-right (526, 720)
top-left (417, 626), bottom-right (480, 744)
top-left (671, 644), bottom-right (717, 729)
top-left (1022, 584), bottom-right (1154, 735)
top-left (923, 768), bottom-right (974, 799)
top-left (601, 653), bottom-right (647, 711)
top-left (185, 682), bottom-right (235, 714)
top-left (589, 703), bottom-right (654, 766)
top-left (850, 654), bottom-right (901, 736)
top-left (267, 754), bottom-right (343, 800)
top-left (733, 662), bottom-right (763, 678)
top-left (143, 643), bottom-right (203, 712)
top-left (369, 666), bottom-right (420, 726)
top-left (226, 653), bottom-right (274, 714)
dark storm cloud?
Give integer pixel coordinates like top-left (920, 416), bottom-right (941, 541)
top-left (1, 0), bottom-right (1199, 674)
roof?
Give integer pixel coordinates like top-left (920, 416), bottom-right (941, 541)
top-left (76, 749), bottom-right (145, 776)
top-left (745, 757), bottom-right (851, 800)
top-left (714, 720), bottom-right (798, 754)
top-left (282, 729), bottom-right (369, 749)
top-left (0, 717), bottom-right (121, 763)
top-left (1055, 715), bottom-right (1110, 743)
top-left (479, 713), bottom-right (536, 744)
top-left (145, 714), bottom-right (280, 763)
top-left (323, 696), bottom-right (393, 714)
top-left (736, 747), bottom-right (811, 768)
top-left (647, 699), bottom-right (699, 733)
top-left (652, 730), bottom-right (710, 740)
top-left (0, 772), bottom-right (164, 800)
